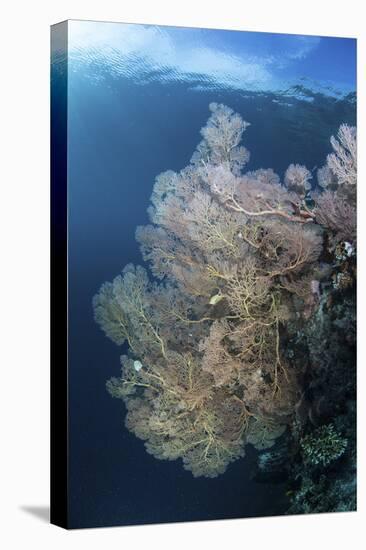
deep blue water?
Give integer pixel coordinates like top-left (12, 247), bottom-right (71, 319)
top-left (53, 21), bottom-right (356, 529)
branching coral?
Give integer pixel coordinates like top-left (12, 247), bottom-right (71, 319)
top-left (327, 124), bottom-right (357, 188)
top-left (94, 103), bottom-right (356, 478)
top-left (284, 164), bottom-right (312, 197)
top-left (300, 424), bottom-right (347, 467)
top-left (314, 123), bottom-right (357, 248)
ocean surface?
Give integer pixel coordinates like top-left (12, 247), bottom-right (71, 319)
top-left (52, 21), bottom-right (356, 528)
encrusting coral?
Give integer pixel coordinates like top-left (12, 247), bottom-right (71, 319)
top-left (93, 103), bottom-right (356, 478)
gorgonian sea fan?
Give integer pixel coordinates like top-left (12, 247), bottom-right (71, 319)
top-left (93, 103), bottom-right (356, 478)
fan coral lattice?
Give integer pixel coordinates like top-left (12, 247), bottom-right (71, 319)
top-left (94, 103), bottom-right (356, 478)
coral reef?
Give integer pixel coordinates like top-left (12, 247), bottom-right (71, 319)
top-left (286, 401), bottom-right (356, 514)
top-left (300, 424), bottom-right (347, 467)
top-left (94, 103), bottom-right (356, 483)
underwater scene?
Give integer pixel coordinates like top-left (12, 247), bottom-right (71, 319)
top-left (55, 20), bottom-right (356, 528)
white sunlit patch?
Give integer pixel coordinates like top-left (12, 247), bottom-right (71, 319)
top-left (133, 360), bottom-right (143, 372)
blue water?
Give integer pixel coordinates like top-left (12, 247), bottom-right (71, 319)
top-left (54, 21), bottom-right (356, 528)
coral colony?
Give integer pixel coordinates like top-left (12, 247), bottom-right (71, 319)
top-left (93, 104), bottom-right (356, 495)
